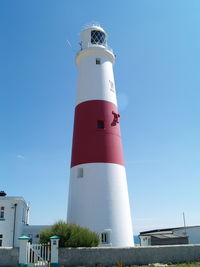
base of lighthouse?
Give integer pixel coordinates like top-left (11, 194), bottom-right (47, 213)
top-left (67, 163), bottom-right (134, 247)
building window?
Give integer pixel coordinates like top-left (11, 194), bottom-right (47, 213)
top-left (0, 207), bottom-right (4, 219)
top-left (0, 234), bottom-right (3, 247)
top-left (77, 168), bottom-right (83, 178)
top-left (96, 58), bottom-right (101, 65)
top-left (101, 232), bottom-right (108, 244)
top-left (97, 120), bottom-right (104, 129)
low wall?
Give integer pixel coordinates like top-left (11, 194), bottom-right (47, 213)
top-left (0, 247), bottom-right (19, 267)
top-left (59, 245), bottom-right (200, 267)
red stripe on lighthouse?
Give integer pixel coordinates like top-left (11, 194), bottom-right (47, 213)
top-left (71, 100), bottom-right (124, 167)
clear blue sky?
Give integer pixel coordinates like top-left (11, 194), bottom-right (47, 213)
top-left (1, 0), bottom-right (200, 234)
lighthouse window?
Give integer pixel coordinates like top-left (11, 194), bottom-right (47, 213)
top-left (77, 168), bottom-right (83, 178)
top-left (109, 80), bottom-right (113, 89)
top-left (101, 232), bottom-right (108, 244)
top-left (96, 58), bottom-right (101, 65)
top-left (109, 80), bottom-right (115, 92)
top-left (91, 30), bottom-right (106, 45)
top-left (97, 120), bottom-right (104, 129)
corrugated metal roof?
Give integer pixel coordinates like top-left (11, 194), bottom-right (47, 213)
top-left (151, 234), bottom-right (188, 239)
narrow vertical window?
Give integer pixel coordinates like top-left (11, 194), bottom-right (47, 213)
top-left (77, 168), bottom-right (83, 178)
top-left (101, 232), bottom-right (108, 243)
top-left (97, 120), bottom-right (104, 129)
top-left (0, 234), bottom-right (3, 247)
top-left (109, 80), bottom-right (114, 92)
top-left (109, 80), bottom-right (114, 89)
top-left (96, 58), bottom-right (101, 65)
top-left (0, 207), bottom-right (4, 219)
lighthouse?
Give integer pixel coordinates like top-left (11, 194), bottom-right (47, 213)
top-left (67, 24), bottom-right (134, 247)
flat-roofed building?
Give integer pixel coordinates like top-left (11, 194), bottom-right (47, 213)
top-left (139, 226), bottom-right (200, 246)
top-left (0, 192), bottom-right (29, 247)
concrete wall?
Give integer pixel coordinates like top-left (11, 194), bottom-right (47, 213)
top-left (1, 244), bottom-right (200, 267)
top-left (59, 245), bottom-right (200, 267)
top-left (0, 247), bottom-right (19, 267)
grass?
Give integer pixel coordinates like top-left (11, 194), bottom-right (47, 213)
top-left (110, 262), bottom-right (200, 267)
top-left (124, 263), bottom-right (200, 267)
top-left (60, 262), bottom-right (200, 267)
top-left (166, 263), bottom-right (200, 267)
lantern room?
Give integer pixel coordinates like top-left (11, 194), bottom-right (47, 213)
top-left (80, 24), bottom-right (108, 50)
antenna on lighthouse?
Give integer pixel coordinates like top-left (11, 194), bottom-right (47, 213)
top-left (82, 21), bottom-right (101, 30)
top-left (66, 39), bottom-right (76, 53)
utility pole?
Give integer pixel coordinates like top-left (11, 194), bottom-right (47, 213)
top-left (183, 212), bottom-right (187, 235)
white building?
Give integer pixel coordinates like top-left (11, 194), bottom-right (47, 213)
top-left (0, 192), bottom-right (49, 247)
top-left (0, 193), bottom-right (29, 247)
top-left (139, 226), bottom-right (200, 246)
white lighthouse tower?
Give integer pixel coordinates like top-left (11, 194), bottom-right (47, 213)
top-left (67, 24), bottom-right (134, 247)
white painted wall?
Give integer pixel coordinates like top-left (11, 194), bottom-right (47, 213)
top-left (0, 197), bottom-right (29, 247)
top-left (67, 163), bottom-right (134, 247)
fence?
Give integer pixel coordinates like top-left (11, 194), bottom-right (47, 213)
top-left (27, 243), bottom-right (50, 266)
top-left (18, 235), bottom-right (60, 267)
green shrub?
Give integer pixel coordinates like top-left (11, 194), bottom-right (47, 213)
top-left (40, 220), bottom-right (99, 247)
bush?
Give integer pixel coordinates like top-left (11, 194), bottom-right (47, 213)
top-left (40, 220), bottom-right (100, 247)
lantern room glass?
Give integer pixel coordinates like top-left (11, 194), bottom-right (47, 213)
top-left (91, 30), bottom-right (106, 45)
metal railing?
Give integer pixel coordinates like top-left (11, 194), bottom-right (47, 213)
top-left (79, 43), bottom-right (113, 54)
